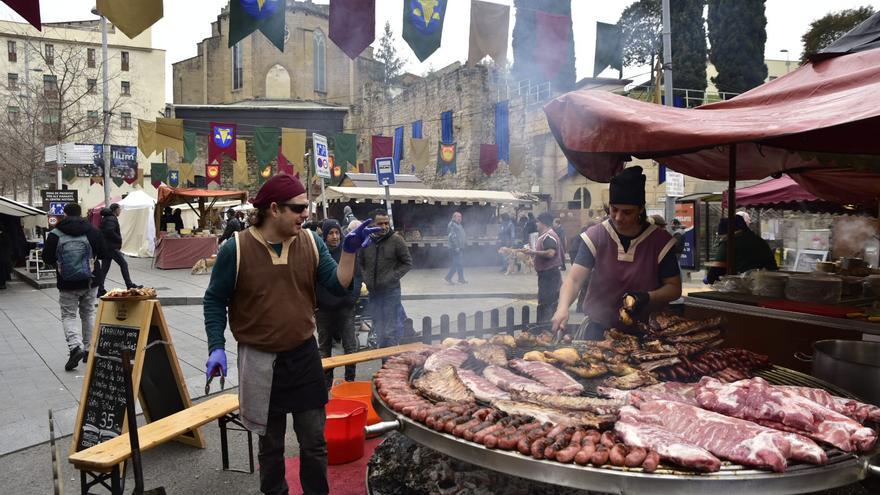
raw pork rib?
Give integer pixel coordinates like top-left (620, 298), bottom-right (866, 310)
top-left (637, 400), bottom-right (826, 471)
top-left (615, 407), bottom-right (722, 472)
top-left (423, 343), bottom-right (470, 372)
top-left (508, 359), bottom-right (584, 395)
top-left (779, 386), bottom-right (880, 424)
top-left (456, 368), bottom-right (510, 402)
top-left (482, 365), bottom-right (554, 394)
top-left (696, 377), bottom-right (877, 452)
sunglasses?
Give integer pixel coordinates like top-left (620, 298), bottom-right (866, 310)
top-left (278, 202), bottom-right (308, 213)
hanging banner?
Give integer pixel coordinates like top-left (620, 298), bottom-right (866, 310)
top-left (674, 202), bottom-right (697, 269)
top-left (258, 163), bottom-right (273, 185)
top-left (402, 0), bottom-right (447, 62)
top-left (150, 163), bottom-right (168, 188)
top-left (277, 146), bottom-right (294, 175)
top-left (97, 0), bottom-right (163, 39)
top-left (479, 144), bottom-right (499, 176)
top-left (209, 122), bottom-right (237, 165)
top-left (313, 133), bottom-right (330, 180)
top-left (168, 169), bottom-right (180, 187)
top-left (206, 164), bottom-right (221, 187)
top-left (467, 0), bottom-right (509, 67)
top-left (329, 0), bottom-right (376, 59)
top-left (281, 128), bottom-right (307, 176)
top-left (233, 139), bottom-right (249, 186)
top-left (110, 145), bottom-right (138, 185)
top-left (77, 144), bottom-right (105, 177)
top-left (229, 0), bottom-right (285, 51)
top-left (436, 141), bottom-right (457, 176)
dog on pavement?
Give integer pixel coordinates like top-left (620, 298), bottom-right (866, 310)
top-left (191, 255), bottom-right (217, 275)
top-left (498, 246), bottom-right (533, 275)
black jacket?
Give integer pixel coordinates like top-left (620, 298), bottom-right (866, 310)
top-left (99, 209), bottom-right (123, 251)
top-left (43, 216), bottom-right (106, 290)
top-left (359, 231), bottom-right (412, 293)
top-left (220, 217), bottom-right (243, 242)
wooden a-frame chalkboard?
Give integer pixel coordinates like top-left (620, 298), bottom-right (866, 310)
top-left (70, 299), bottom-right (205, 456)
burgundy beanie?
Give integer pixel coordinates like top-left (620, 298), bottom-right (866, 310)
top-left (252, 174), bottom-right (306, 208)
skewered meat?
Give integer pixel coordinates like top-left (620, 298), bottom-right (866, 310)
top-left (601, 371), bottom-right (659, 390)
top-left (456, 368), bottom-right (510, 402)
top-left (483, 365), bottom-right (554, 394)
top-left (778, 386), bottom-right (880, 424)
top-left (509, 390), bottom-right (625, 415)
top-left (615, 408), bottom-right (722, 472)
top-left (665, 329), bottom-right (722, 343)
top-left (523, 350), bottom-right (550, 362)
top-left (543, 347), bottom-right (580, 365)
top-left (696, 377), bottom-right (877, 452)
top-left (508, 359), bottom-right (584, 395)
top-left (651, 316), bottom-right (723, 337)
top-left (564, 363), bottom-right (609, 378)
top-left (423, 343), bottom-right (470, 372)
top-left (472, 343), bottom-right (509, 366)
top-left (490, 334), bottom-right (516, 348)
top-left (413, 366), bottom-right (475, 403)
top-left (492, 400), bottom-right (614, 428)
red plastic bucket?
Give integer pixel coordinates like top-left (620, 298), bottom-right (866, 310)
top-left (330, 380), bottom-right (381, 425)
top-left (324, 398), bottom-right (366, 465)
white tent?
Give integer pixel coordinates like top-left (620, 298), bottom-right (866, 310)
top-left (0, 196), bottom-right (47, 229)
top-left (117, 190), bottom-right (156, 257)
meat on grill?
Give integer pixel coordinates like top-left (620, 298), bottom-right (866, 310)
top-left (665, 329), bottom-right (723, 343)
top-left (492, 400), bottom-right (614, 428)
top-left (482, 365), bottom-right (555, 394)
top-left (508, 390), bottom-right (625, 415)
top-left (598, 382), bottom-right (700, 406)
top-left (779, 386), bottom-right (880, 425)
top-left (413, 366), bottom-right (475, 403)
top-left (696, 377), bottom-right (877, 452)
top-left (634, 400), bottom-right (827, 471)
top-left (614, 407), bottom-right (722, 472)
top-left (601, 371), bottom-right (659, 390)
top-left (472, 343), bottom-right (509, 367)
top-left (651, 316), bottom-right (723, 337)
top-left (423, 343), bottom-right (470, 372)
top-left (508, 359), bottom-right (584, 395)
top-left (456, 368), bottom-right (510, 402)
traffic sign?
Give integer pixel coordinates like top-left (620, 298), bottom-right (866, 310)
top-left (375, 157), bottom-right (395, 186)
top-left (313, 133), bottom-right (330, 179)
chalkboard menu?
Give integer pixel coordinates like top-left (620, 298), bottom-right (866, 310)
top-left (76, 324), bottom-right (140, 452)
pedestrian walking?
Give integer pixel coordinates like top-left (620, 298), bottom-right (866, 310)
top-left (343, 205), bottom-right (357, 227)
top-left (203, 174), bottom-right (379, 495)
top-left (316, 218), bottom-right (361, 388)
top-left (98, 204), bottom-right (141, 295)
top-left (359, 209), bottom-right (413, 349)
top-left (220, 208), bottom-right (244, 242)
top-left (42, 203), bottom-right (107, 371)
top-left (525, 212), bottom-right (564, 323)
top-left (444, 211), bottom-right (467, 284)
top-left (522, 212), bottom-right (538, 246)
top-left (553, 217), bottom-right (567, 270)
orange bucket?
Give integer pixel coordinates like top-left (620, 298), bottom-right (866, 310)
top-left (324, 398), bottom-right (367, 465)
top-left (330, 380), bottom-right (380, 425)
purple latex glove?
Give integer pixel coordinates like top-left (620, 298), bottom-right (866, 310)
top-left (206, 349), bottom-right (227, 379)
top-left (342, 218), bottom-right (383, 253)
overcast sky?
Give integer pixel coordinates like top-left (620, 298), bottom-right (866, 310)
top-left (0, 0), bottom-right (877, 100)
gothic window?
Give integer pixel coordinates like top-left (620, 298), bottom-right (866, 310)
top-left (313, 30), bottom-right (326, 93)
top-left (232, 42), bottom-right (243, 91)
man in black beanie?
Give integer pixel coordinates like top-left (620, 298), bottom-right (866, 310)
top-left (550, 166), bottom-right (682, 339)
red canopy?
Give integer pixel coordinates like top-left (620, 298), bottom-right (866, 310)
top-left (544, 48), bottom-right (880, 204)
top-left (156, 185), bottom-right (248, 206)
top-left (723, 175), bottom-right (819, 208)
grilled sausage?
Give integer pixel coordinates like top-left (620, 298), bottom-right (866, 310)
top-left (474, 420), bottom-right (509, 444)
top-left (499, 422), bottom-right (542, 450)
top-left (600, 431), bottom-right (617, 448)
top-left (609, 444), bottom-right (628, 467)
top-left (574, 441), bottom-right (596, 466)
top-left (584, 429), bottom-right (601, 445)
top-left (531, 438), bottom-right (550, 460)
top-left (453, 417), bottom-right (483, 437)
top-left (642, 450), bottom-right (660, 473)
top-left (554, 432), bottom-right (584, 464)
top-left (591, 445), bottom-right (610, 466)
top-left (518, 426), bottom-right (550, 455)
top-left (625, 447), bottom-right (648, 467)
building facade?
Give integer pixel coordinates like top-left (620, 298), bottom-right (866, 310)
top-left (173, 0), bottom-right (379, 106)
top-left (0, 18), bottom-right (165, 208)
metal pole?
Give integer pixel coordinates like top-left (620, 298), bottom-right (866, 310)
top-left (305, 152), bottom-right (312, 218)
top-left (319, 178), bottom-right (327, 219)
top-left (661, 0), bottom-right (674, 106)
top-left (56, 140), bottom-right (62, 189)
top-left (384, 184), bottom-right (394, 231)
top-left (100, 15), bottom-right (111, 206)
top-left (727, 144), bottom-right (737, 275)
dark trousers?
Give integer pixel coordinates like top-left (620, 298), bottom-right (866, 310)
top-left (444, 249), bottom-right (465, 282)
top-left (259, 408), bottom-right (328, 495)
top-left (99, 249), bottom-right (134, 289)
top-left (370, 287), bottom-right (402, 348)
top-left (316, 305), bottom-right (358, 387)
top-left (536, 268), bottom-right (562, 323)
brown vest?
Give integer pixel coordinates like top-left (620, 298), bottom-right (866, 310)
top-left (228, 227), bottom-right (319, 352)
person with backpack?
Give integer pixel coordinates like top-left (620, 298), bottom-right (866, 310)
top-left (42, 203), bottom-right (107, 371)
top-left (98, 204), bottom-right (140, 295)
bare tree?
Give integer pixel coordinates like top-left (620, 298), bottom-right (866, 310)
top-left (0, 27), bottom-right (132, 204)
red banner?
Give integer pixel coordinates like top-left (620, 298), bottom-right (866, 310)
top-left (208, 122), bottom-right (237, 165)
top-left (277, 146), bottom-right (293, 175)
top-left (206, 164), bottom-right (221, 186)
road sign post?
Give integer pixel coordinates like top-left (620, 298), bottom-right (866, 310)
top-left (375, 157), bottom-right (395, 230)
top-left (313, 133), bottom-right (330, 219)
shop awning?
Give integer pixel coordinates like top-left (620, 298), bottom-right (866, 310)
top-left (0, 196), bottom-right (46, 217)
top-left (156, 186), bottom-right (248, 206)
top-left (320, 187), bottom-right (538, 206)
top-left (543, 47), bottom-right (880, 204)
top-left (726, 175), bottom-right (819, 207)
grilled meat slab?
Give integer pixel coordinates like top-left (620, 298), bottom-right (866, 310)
top-left (601, 371), bottom-right (659, 390)
top-left (509, 390), bottom-right (625, 415)
top-left (472, 343), bottom-right (509, 367)
top-left (413, 366), bottom-right (475, 403)
top-left (492, 400), bottom-right (614, 428)
top-left (424, 343), bottom-right (470, 372)
top-left (666, 329), bottom-right (722, 343)
top-left (652, 316), bottom-right (723, 337)
top-left (483, 365), bottom-right (554, 394)
top-left (508, 359), bottom-right (584, 395)
top-left (456, 368), bottom-right (510, 402)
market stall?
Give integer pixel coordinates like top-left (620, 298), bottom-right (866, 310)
top-left (153, 186), bottom-right (247, 269)
top-left (320, 182), bottom-right (538, 268)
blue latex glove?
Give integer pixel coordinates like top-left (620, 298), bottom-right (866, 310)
top-left (206, 349), bottom-right (227, 379)
top-left (342, 218), bottom-right (383, 253)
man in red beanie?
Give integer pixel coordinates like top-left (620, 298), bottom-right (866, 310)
top-left (203, 174), bottom-right (379, 494)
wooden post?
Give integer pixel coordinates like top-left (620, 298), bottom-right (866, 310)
top-left (490, 309), bottom-right (500, 333)
top-left (421, 317), bottom-right (432, 344)
top-left (521, 305), bottom-right (531, 328)
top-left (727, 144), bottom-right (737, 275)
top-left (474, 311), bottom-right (484, 338)
top-left (456, 313), bottom-right (467, 338)
top-left (440, 314), bottom-right (450, 340)
top-left (505, 307), bottom-right (515, 335)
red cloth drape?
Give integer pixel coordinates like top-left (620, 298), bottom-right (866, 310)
top-left (370, 136), bottom-right (393, 174)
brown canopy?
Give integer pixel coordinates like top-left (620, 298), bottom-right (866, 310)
top-left (156, 186), bottom-right (247, 206)
top-left (544, 48), bottom-right (880, 204)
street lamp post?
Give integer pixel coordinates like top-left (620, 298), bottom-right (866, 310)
top-left (92, 7), bottom-right (111, 206)
top-left (781, 49), bottom-right (791, 73)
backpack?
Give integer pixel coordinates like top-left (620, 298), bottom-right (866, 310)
top-left (52, 229), bottom-right (94, 282)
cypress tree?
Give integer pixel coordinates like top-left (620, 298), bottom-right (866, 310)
top-left (670, 0), bottom-right (708, 106)
top-left (512, 0), bottom-right (576, 91)
top-left (708, 0), bottom-right (768, 96)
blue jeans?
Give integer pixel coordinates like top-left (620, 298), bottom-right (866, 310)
top-left (445, 249), bottom-right (465, 282)
top-left (370, 287), bottom-right (402, 348)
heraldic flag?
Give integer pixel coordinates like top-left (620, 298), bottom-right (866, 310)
top-left (206, 164), bottom-right (221, 187)
top-left (436, 141), bottom-right (457, 176)
top-left (229, 0), bottom-right (286, 52)
top-left (402, 0), bottom-right (448, 62)
top-left (4, 0), bottom-right (41, 30)
top-left (329, 0), bottom-right (376, 59)
top-left (168, 169), bottom-right (180, 187)
top-left (209, 122), bottom-right (237, 165)
top-left (97, 0), bottom-right (163, 39)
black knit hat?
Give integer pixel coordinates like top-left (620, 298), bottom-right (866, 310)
top-left (609, 166), bottom-right (646, 206)
top-left (321, 219), bottom-right (341, 240)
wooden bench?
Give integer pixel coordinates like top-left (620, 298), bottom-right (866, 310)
top-left (68, 344), bottom-right (428, 494)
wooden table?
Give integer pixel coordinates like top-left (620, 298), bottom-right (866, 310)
top-left (154, 236), bottom-right (218, 270)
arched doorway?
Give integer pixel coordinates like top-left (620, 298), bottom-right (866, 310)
top-left (265, 64), bottom-right (291, 99)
